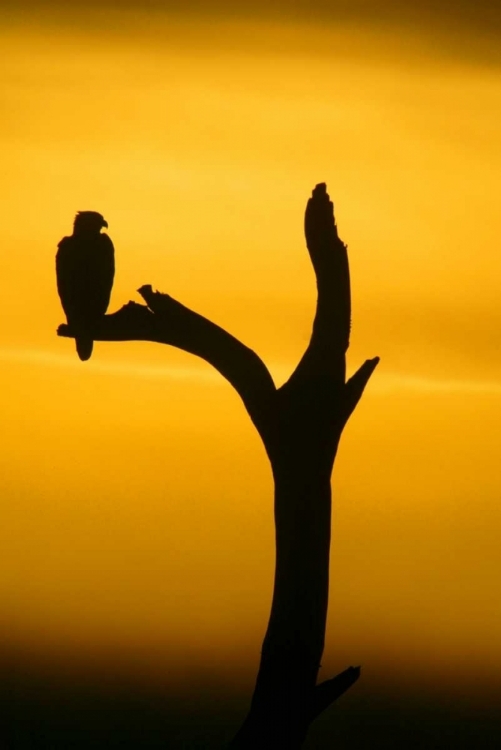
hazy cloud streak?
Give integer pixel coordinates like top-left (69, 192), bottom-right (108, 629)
top-left (2, 348), bottom-right (501, 394)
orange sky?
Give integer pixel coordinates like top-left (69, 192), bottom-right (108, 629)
top-left (2, 8), bottom-right (501, 699)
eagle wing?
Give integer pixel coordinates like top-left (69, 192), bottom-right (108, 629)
top-left (91, 233), bottom-right (115, 317)
top-left (56, 233), bottom-right (115, 329)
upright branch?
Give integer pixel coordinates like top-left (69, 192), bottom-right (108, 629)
top-left (228, 184), bottom-right (378, 749)
top-left (58, 183), bottom-right (378, 749)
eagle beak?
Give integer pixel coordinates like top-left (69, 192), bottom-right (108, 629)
top-left (102, 219), bottom-right (108, 228)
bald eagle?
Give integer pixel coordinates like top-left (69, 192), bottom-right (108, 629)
top-left (56, 211), bottom-right (115, 361)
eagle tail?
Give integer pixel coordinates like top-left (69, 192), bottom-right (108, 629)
top-left (76, 338), bottom-right (93, 361)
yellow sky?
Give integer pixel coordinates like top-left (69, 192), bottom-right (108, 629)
top-left (2, 13), bottom-right (501, 696)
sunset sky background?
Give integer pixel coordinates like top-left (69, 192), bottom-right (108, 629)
top-left (2, 1), bottom-right (501, 747)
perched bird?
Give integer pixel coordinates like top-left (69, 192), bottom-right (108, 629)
top-left (56, 211), bottom-right (115, 361)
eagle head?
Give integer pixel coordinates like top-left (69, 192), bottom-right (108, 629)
top-left (73, 211), bottom-right (108, 234)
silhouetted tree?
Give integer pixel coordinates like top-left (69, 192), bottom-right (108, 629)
top-left (58, 183), bottom-right (378, 749)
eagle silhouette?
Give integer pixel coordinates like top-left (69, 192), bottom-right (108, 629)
top-left (56, 211), bottom-right (115, 361)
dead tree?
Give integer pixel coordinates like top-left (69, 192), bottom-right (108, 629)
top-left (58, 183), bottom-right (378, 749)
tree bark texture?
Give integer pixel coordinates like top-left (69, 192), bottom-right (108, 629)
top-left (58, 183), bottom-right (378, 748)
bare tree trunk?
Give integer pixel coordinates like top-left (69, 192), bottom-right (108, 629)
top-left (57, 183), bottom-right (378, 748)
